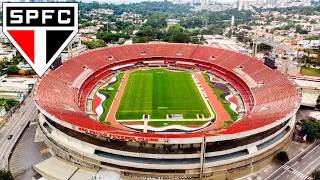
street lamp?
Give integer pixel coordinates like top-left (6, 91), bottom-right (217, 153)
top-left (2, 156), bottom-right (8, 171)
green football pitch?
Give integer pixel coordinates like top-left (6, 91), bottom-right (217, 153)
top-left (115, 69), bottom-right (210, 120)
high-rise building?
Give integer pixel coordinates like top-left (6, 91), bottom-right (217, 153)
top-left (237, 0), bottom-right (243, 11)
top-left (231, 15), bottom-right (235, 26)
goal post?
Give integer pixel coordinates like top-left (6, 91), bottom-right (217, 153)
top-left (158, 107), bottom-right (168, 110)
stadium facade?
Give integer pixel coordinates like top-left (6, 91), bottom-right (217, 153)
top-left (35, 43), bottom-right (301, 179)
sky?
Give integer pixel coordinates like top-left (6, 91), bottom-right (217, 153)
top-left (0, 0), bottom-right (240, 3)
top-left (80, 0), bottom-right (239, 3)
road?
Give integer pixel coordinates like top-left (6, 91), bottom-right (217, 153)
top-left (0, 94), bottom-right (38, 170)
top-left (266, 140), bottom-right (320, 180)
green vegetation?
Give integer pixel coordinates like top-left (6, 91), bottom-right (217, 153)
top-left (317, 95), bottom-right (320, 110)
top-left (219, 121), bottom-right (234, 128)
top-left (7, 65), bottom-right (19, 74)
top-left (83, 40), bottom-right (106, 49)
top-left (212, 88), bottom-right (238, 121)
top-left (0, 52), bottom-right (26, 75)
top-left (0, 98), bottom-right (19, 111)
top-left (79, 1), bottom-right (192, 15)
top-left (97, 32), bottom-right (130, 44)
top-left (0, 169), bottom-right (13, 180)
top-left (133, 24), bottom-right (200, 44)
top-left (300, 66), bottom-right (320, 77)
top-left (116, 69), bottom-right (210, 119)
top-left (24, 69), bottom-right (36, 76)
top-left (306, 35), bottom-right (320, 40)
top-left (148, 120), bottom-right (208, 127)
top-left (202, 73), bottom-right (238, 121)
top-left (302, 120), bottom-right (320, 140)
top-left (277, 151), bottom-right (289, 163)
top-left (97, 73), bottom-right (124, 122)
top-left (314, 170), bottom-right (320, 180)
top-left (202, 73), bottom-right (213, 86)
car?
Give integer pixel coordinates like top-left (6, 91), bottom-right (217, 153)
top-left (7, 135), bottom-right (13, 140)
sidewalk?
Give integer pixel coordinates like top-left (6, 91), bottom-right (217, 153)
top-left (239, 140), bottom-right (313, 180)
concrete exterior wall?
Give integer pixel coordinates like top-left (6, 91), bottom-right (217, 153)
top-left (38, 113), bottom-right (294, 180)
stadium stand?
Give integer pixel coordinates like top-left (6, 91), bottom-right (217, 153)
top-left (36, 43), bottom-right (300, 139)
top-left (35, 43), bottom-right (301, 180)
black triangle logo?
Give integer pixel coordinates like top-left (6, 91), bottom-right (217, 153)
top-left (46, 30), bottom-right (73, 63)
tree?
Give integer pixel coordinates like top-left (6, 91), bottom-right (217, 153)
top-left (314, 170), bottom-right (320, 180)
top-left (24, 69), bottom-right (36, 76)
top-left (11, 52), bottom-right (25, 65)
top-left (191, 36), bottom-right (200, 44)
top-left (303, 120), bottom-right (320, 140)
top-left (97, 32), bottom-right (130, 43)
top-left (0, 169), bottom-right (13, 180)
top-left (7, 65), bottom-right (19, 74)
top-left (277, 151), bottom-right (289, 163)
top-left (168, 24), bottom-right (183, 34)
top-left (83, 40), bottom-right (106, 49)
top-left (296, 25), bottom-right (309, 34)
top-left (242, 25), bottom-right (252, 30)
top-left (166, 24), bottom-right (190, 43)
top-left (145, 13), bottom-right (167, 29)
top-left (305, 48), bottom-right (312, 57)
top-left (316, 95), bottom-right (320, 110)
top-left (310, 19), bottom-right (317, 24)
top-left (133, 36), bottom-right (149, 43)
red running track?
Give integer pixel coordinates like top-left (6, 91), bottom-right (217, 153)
top-left (106, 71), bottom-right (132, 130)
top-left (193, 72), bottom-right (232, 130)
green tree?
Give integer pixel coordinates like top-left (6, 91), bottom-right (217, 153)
top-left (146, 13), bottom-right (167, 29)
top-left (11, 52), bottom-right (25, 65)
top-left (24, 69), bottom-right (36, 76)
top-left (316, 95), bottom-right (320, 110)
top-left (242, 25), bottom-right (252, 30)
top-left (314, 170), bottom-right (320, 180)
top-left (7, 65), bottom-right (19, 74)
top-left (310, 20), bottom-right (317, 24)
top-left (166, 24), bottom-right (189, 43)
top-left (277, 151), bottom-right (289, 163)
top-left (133, 36), bottom-right (149, 43)
top-left (97, 32), bottom-right (130, 43)
top-left (190, 36), bottom-right (200, 44)
top-left (303, 120), bottom-right (320, 140)
top-left (83, 40), bottom-right (106, 49)
top-left (168, 24), bottom-right (183, 34)
top-left (0, 169), bottom-right (13, 180)
top-left (305, 48), bottom-right (312, 57)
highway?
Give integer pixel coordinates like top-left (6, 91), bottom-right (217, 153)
top-left (266, 140), bottom-right (320, 180)
top-left (0, 94), bottom-right (38, 170)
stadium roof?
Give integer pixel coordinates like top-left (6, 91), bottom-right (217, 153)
top-left (34, 157), bottom-right (97, 180)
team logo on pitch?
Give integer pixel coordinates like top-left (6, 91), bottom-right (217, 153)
top-left (2, 3), bottom-right (78, 77)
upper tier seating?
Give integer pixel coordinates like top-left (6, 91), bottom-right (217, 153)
top-left (107, 44), bottom-right (146, 60)
top-left (191, 46), bottom-right (226, 62)
top-left (145, 44), bottom-right (185, 57)
top-left (75, 49), bottom-right (114, 70)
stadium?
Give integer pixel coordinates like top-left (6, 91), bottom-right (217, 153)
top-left (35, 43), bottom-right (301, 179)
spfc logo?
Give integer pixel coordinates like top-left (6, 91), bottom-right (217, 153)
top-left (2, 3), bottom-right (78, 77)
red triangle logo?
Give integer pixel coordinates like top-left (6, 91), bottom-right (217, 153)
top-left (8, 30), bottom-right (35, 63)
